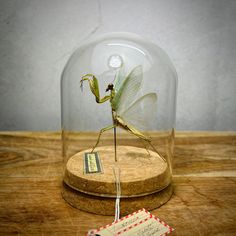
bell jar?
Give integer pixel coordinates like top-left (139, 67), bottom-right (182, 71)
top-left (61, 32), bottom-right (177, 216)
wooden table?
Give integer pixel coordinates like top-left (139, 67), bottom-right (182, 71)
top-left (0, 132), bottom-right (235, 235)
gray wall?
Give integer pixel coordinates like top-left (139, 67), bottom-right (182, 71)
top-left (0, 0), bottom-right (235, 131)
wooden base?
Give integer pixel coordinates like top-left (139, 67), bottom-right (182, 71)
top-left (62, 182), bottom-right (173, 216)
top-left (64, 146), bottom-right (171, 197)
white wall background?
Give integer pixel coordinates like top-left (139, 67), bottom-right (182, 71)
top-left (0, 0), bottom-right (235, 131)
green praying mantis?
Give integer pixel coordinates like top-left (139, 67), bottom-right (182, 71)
top-left (80, 65), bottom-right (165, 162)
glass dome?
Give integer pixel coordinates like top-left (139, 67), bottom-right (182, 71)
top-left (61, 32), bottom-right (177, 216)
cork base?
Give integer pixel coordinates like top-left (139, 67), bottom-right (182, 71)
top-left (62, 182), bottom-right (173, 216)
top-left (64, 145), bottom-right (171, 197)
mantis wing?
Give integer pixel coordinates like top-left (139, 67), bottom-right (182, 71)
top-left (112, 65), bottom-right (143, 114)
top-left (119, 93), bottom-right (157, 130)
top-left (113, 66), bottom-right (125, 93)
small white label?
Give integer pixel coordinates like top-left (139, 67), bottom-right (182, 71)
top-left (84, 152), bottom-right (103, 174)
top-left (87, 208), bottom-right (174, 236)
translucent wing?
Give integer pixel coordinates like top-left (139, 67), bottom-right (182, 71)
top-left (112, 65), bottom-right (142, 114)
top-left (113, 66), bottom-right (125, 93)
top-left (119, 93), bottom-right (157, 130)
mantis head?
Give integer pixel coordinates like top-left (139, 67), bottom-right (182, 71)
top-left (106, 83), bottom-right (114, 92)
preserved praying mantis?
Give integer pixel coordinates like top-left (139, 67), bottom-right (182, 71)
top-left (80, 65), bottom-right (165, 162)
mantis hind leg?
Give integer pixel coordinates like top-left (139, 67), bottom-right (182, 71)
top-left (139, 138), bottom-right (166, 162)
top-left (92, 124), bottom-right (115, 153)
top-left (146, 140), bottom-right (166, 162)
top-left (123, 123), bottom-right (166, 162)
top-left (139, 138), bottom-right (151, 156)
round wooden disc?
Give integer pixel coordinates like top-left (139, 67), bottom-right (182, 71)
top-left (64, 146), bottom-right (171, 197)
top-left (62, 182), bottom-right (173, 216)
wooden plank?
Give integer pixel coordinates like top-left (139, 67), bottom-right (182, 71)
top-left (0, 176), bottom-right (235, 235)
top-left (173, 132), bottom-right (236, 177)
top-left (0, 131), bottom-right (236, 235)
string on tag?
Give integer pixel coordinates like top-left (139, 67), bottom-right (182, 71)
top-left (113, 165), bottom-right (121, 222)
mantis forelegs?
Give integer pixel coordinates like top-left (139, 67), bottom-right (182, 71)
top-left (92, 124), bottom-right (115, 153)
top-left (80, 74), bottom-right (111, 103)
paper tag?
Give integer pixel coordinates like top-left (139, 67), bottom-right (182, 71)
top-left (87, 208), bottom-right (174, 236)
top-left (84, 152), bottom-right (103, 174)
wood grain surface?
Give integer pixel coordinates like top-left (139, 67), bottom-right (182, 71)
top-left (0, 131), bottom-right (236, 235)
